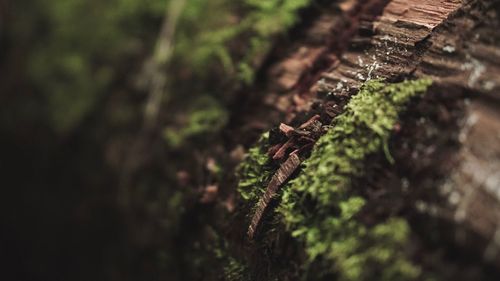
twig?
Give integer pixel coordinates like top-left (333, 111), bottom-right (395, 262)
top-left (247, 116), bottom-right (326, 239)
top-left (118, 0), bottom-right (187, 208)
top-left (248, 153), bottom-right (302, 239)
top-left (143, 0), bottom-right (187, 129)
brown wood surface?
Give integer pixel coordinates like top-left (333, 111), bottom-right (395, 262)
top-left (303, 0), bottom-right (500, 267)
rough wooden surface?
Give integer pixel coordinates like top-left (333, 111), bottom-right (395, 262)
top-left (380, 0), bottom-right (463, 29)
top-left (262, 0), bottom-right (389, 121)
top-left (407, 0), bottom-right (500, 264)
top-left (316, 0), bottom-right (463, 95)
top-left (303, 0), bottom-right (500, 267)
top-left (227, 0), bottom-right (500, 278)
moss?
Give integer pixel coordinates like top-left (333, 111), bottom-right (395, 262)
top-left (162, 0), bottom-right (314, 149)
top-left (212, 234), bottom-right (251, 281)
top-left (277, 78), bottom-right (433, 280)
top-left (237, 132), bottom-right (272, 202)
top-left (22, 0), bottom-right (313, 134)
top-left (223, 256), bottom-right (251, 281)
top-left (163, 96), bottom-right (229, 147)
top-left (175, 0), bottom-right (313, 85)
top-left (26, 0), bottom-right (167, 134)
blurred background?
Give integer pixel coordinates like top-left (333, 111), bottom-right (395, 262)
top-left (0, 0), bottom-right (312, 280)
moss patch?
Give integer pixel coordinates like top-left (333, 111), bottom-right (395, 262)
top-left (237, 132), bottom-right (273, 202)
top-left (223, 256), bottom-right (251, 281)
top-left (278, 79), bottom-right (433, 280)
top-left (164, 0), bottom-right (315, 149)
top-left (173, 0), bottom-right (313, 86)
top-left (163, 96), bottom-right (229, 147)
top-left (23, 0), bottom-right (313, 135)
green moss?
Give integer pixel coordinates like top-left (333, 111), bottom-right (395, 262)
top-left (212, 235), bottom-right (251, 281)
top-left (23, 0), bottom-right (313, 134)
top-left (163, 0), bottom-right (315, 148)
top-left (237, 132), bottom-right (272, 201)
top-left (278, 78), bottom-right (433, 280)
top-left (163, 96), bottom-right (228, 147)
top-left (235, 0), bottom-right (311, 84)
top-left (175, 0), bottom-right (313, 85)
top-left (223, 256), bottom-right (251, 281)
top-left (26, 0), bottom-right (167, 134)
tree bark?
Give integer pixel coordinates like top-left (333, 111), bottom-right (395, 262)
top-left (218, 0), bottom-right (500, 279)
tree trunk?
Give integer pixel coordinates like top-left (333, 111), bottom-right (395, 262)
top-left (2, 0), bottom-right (500, 280)
top-left (209, 0), bottom-right (500, 280)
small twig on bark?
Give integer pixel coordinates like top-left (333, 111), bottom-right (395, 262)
top-left (272, 138), bottom-right (296, 160)
top-left (248, 153), bottom-right (302, 239)
top-left (248, 116), bottom-right (326, 239)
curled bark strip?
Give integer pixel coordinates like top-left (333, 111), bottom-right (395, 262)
top-left (272, 138), bottom-right (295, 160)
top-left (248, 153), bottom-right (302, 239)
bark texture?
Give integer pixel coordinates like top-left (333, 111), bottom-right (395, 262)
top-left (311, 0), bottom-right (500, 265)
top-left (228, 0), bottom-right (500, 279)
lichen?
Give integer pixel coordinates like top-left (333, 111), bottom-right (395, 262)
top-left (278, 78), bottom-right (433, 281)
